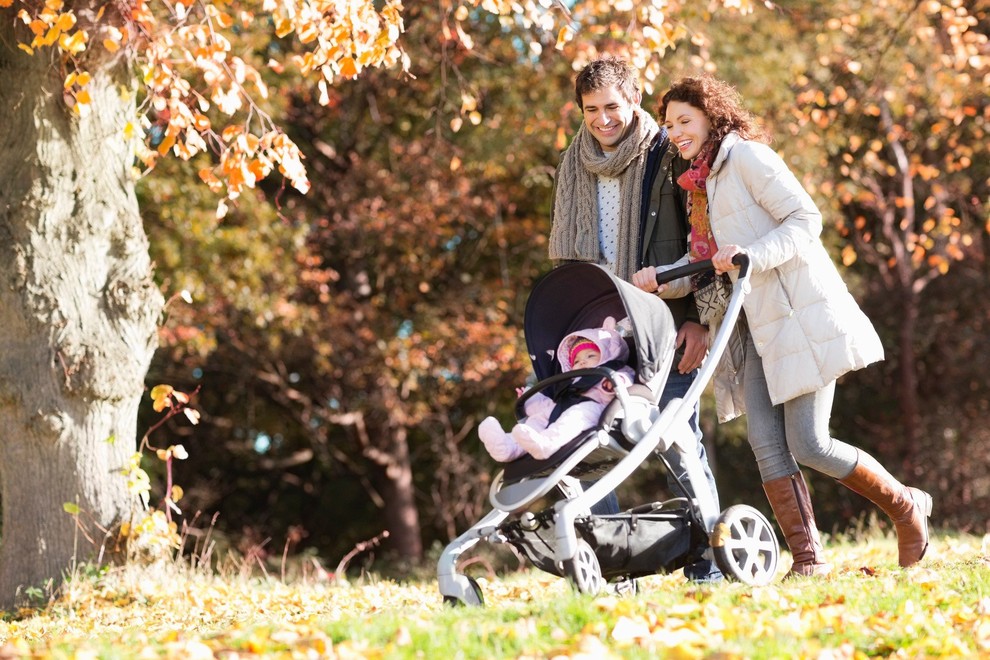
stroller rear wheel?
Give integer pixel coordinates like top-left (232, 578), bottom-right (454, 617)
top-left (711, 505), bottom-right (779, 586)
top-left (562, 538), bottom-right (604, 596)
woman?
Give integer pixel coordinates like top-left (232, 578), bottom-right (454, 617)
top-left (633, 75), bottom-right (932, 576)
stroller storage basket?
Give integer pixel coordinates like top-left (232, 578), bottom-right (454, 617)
top-left (503, 510), bottom-right (694, 580)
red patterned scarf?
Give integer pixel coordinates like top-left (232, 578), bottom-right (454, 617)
top-left (676, 139), bottom-right (731, 327)
top-left (676, 140), bottom-right (720, 267)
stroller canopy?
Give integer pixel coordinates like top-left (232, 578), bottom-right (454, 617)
top-left (524, 263), bottom-right (676, 388)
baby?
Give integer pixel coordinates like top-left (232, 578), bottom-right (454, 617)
top-left (479, 317), bottom-right (635, 462)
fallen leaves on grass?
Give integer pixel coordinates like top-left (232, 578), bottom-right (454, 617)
top-left (0, 534), bottom-right (986, 658)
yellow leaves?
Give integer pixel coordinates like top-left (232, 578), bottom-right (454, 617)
top-left (62, 502), bottom-right (81, 515)
top-left (555, 24), bottom-right (575, 50)
top-left (722, 0), bottom-right (756, 14)
top-left (102, 26), bottom-right (125, 52)
top-left (62, 70), bottom-right (94, 113)
top-left (150, 385), bottom-right (172, 413)
top-left (198, 127), bottom-right (309, 204)
top-left (122, 452), bottom-right (152, 507)
top-left (4, 534), bottom-right (989, 657)
top-left (155, 445), bottom-right (188, 461)
top-left (841, 244), bottom-right (858, 267)
top-left (156, 131), bottom-right (177, 156)
top-left (53, 11), bottom-right (75, 32)
top-left (276, 0), bottom-right (406, 83)
top-left (18, 4), bottom-right (86, 54)
top-left (641, 24), bottom-right (672, 54)
top-left (18, 0), bottom-right (409, 207)
top-left (150, 383), bottom-right (193, 412)
top-left (204, 4), bottom-right (234, 29)
top-left (198, 167), bottom-right (224, 193)
top-left (58, 27), bottom-right (86, 54)
top-left (274, 16), bottom-right (294, 38)
top-left (338, 56), bottom-right (358, 78)
top-left (211, 85), bottom-right (243, 115)
top-left (219, 150), bottom-right (255, 197)
top-left (127, 510), bottom-right (181, 557)
top-left (64, 71), bottom-right (90, 88)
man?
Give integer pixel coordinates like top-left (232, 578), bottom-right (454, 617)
top-left (548, 56), bottom-right (722, 583)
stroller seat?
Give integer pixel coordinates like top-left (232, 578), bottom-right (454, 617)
top-left (492, 381), bottom-right (660, 514)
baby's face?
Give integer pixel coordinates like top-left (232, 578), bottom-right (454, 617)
top-left (571, 347), bottom-right (602, 370)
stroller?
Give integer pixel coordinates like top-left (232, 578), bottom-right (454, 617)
top-left (438, 257), bottom-right (779, 605)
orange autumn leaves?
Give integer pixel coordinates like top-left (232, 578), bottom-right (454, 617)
top-left (5, 0), bottom-right (407, 216)
top-left (3, 536), bottom-right (987, 658)
top-left (2, 0), bottom-right (762, 218)
top-left (8, 0), bottom-right (86, 56)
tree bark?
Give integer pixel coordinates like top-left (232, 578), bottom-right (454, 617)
top-left (0, 20), bottom-right (161, 606)
top-left (895, 285), bottom-right (921, 470)
top-left (374, 425), bottom-right (423, 562)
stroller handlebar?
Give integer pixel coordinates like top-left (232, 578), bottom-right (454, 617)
top-left (655, 254), bottom-right (750, 285)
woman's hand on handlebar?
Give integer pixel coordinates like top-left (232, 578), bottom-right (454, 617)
top-left (632, 266), bottom-right (668, 294)
top-left (712, 245), bottom-right (747, 275)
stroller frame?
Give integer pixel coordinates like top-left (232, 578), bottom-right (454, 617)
top-left (438, 257), bottom-right (779, 605)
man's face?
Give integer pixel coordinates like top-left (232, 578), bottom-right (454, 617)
top-left (581, 85), bottom-right (641, 152)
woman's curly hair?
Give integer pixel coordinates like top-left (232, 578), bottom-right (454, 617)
top-left (659, 75), bottom-right (771, 144)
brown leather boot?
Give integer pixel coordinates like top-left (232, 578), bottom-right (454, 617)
top-left (837, 450), bottom-right (932, 567)
top-left (763, 473), bottom-right (832, 578)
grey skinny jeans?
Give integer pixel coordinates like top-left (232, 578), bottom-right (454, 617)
top-left (742, 326), bottom-right (859, 482)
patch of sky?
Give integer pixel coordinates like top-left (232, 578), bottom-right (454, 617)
top-left (440, 368), bottom-right (462, 383)
top-left (253, 432), bottom-right (284, 454)
top-left (397, 319), bottom-right (414, 339)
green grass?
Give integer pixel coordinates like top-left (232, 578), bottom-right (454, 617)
top-left (0, 531), bottom-right (987, 658)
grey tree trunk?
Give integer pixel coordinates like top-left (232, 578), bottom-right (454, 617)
top-left (374, 425), bottom-right (423, 562)
top-left (0, 18), bottom-right (161, 607)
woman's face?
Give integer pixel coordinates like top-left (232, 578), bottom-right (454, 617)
top-left (664, 100), bottom-right (711, 161)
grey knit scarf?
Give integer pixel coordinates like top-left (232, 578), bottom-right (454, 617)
top-left (548, 106), bottom-right (660, 281)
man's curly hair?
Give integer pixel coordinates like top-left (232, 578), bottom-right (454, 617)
top-left (574, 57), bottom-right (640, 109)
top-left (659, 75), bottom-right (771, 144)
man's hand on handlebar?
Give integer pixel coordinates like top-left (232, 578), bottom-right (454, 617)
top-left (632, 266), bottom-right (668, 294)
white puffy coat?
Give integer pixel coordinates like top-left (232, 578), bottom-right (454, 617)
top-left (666, 133), bottom-right (884, 422)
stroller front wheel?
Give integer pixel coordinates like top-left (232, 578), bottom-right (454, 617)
top-left (562, 538), bottom-right (604, 596)
top-left (442, 576), bottom-right (485, 607)
top-left (711, 505), bottom-right (779, 586)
